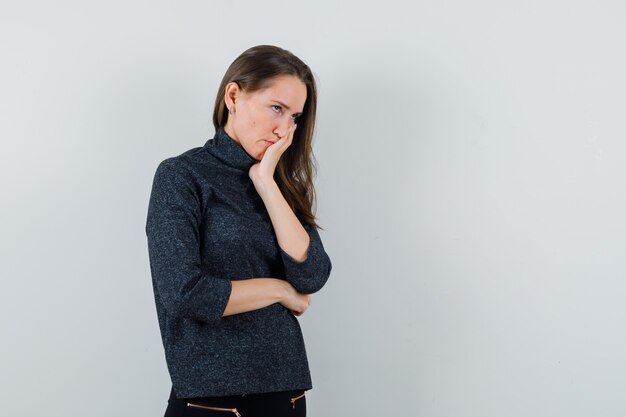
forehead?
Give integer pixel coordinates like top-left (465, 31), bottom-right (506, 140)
top-left (254, 75), bottom-right (307, 111)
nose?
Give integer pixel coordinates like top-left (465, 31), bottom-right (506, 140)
top-left (274, 118), bottom-right (295, 140)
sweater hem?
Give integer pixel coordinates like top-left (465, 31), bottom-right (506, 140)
top-left (173, 383), bottom-right (313, 399)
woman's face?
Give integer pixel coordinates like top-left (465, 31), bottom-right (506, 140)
top-left (223, 74), bottom-right (307, 160)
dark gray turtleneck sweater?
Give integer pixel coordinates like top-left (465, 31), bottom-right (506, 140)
top-left (145, 127), bottom-right (332, 398)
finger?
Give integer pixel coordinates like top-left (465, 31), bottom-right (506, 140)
top-left (272, 127), bottom-right (293, 153)
top-left (279, 126), bottom-right (293, 142)
top-left (284, 125), bottom-right (295, 146)
top-left (290, 124), bottom-right (297, 139)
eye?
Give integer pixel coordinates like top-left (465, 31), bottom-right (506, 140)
top-left (271, 105), bottom-right (282, 113)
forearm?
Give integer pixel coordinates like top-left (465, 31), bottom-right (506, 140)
top-left (254, 179), bottom-right (310, 262)
top-left (222, 278), bottom-right (285, 317)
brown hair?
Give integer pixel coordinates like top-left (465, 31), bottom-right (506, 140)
top-left (212, 45), bottom-right (322, 229)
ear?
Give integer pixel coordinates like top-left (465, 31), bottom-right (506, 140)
top-left (224, 82), bottom-right (241, 109)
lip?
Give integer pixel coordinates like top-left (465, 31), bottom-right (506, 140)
top-left (264, 140), bottom-right (276, 146)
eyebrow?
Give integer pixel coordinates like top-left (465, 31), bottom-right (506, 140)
top-left (271, 100), bottom-right (303, 116)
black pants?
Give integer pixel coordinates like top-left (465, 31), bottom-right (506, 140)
top-left (164, 386), bottom-right (307, 417)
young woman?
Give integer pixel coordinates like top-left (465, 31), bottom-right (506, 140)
top-left (146, 45), bottom-right (332, 417)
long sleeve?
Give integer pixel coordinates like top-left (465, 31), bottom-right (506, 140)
top-left (145, 159), bottom-right (232, 324)
top-left (278, 219), bottom-right (332, 294)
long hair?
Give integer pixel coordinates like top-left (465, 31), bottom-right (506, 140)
top-left (212, 45), bottom-right (322, 229)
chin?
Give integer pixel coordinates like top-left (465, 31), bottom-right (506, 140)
top-left (253, 150), bottom-right (264, 161)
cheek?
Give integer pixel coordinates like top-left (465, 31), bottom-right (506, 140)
top-left (249, 117), bottom-right (270, 134)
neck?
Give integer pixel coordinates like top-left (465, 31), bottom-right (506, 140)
top-left (223, 121), bottom-right (241, 145)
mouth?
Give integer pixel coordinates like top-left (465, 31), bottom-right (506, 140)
top-left (264, 140), bottom-right (276, 146)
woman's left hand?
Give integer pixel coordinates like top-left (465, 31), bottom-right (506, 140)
top-left (249, 124), bottom-right (296, 187)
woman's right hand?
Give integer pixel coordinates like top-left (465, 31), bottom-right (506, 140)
top-left (277, 280), bottom-right (311, 316)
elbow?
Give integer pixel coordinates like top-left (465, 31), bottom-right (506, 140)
top-left (298, 277), bottom-right (329, 295)
top-left (294, 257), bottom-right (333, 294)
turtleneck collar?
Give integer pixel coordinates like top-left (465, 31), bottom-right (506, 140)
top-left (203, 126), bottom-right (257, 171)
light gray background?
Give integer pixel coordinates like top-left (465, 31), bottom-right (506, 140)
top-left (1, 1), bottom-right (625, 416)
